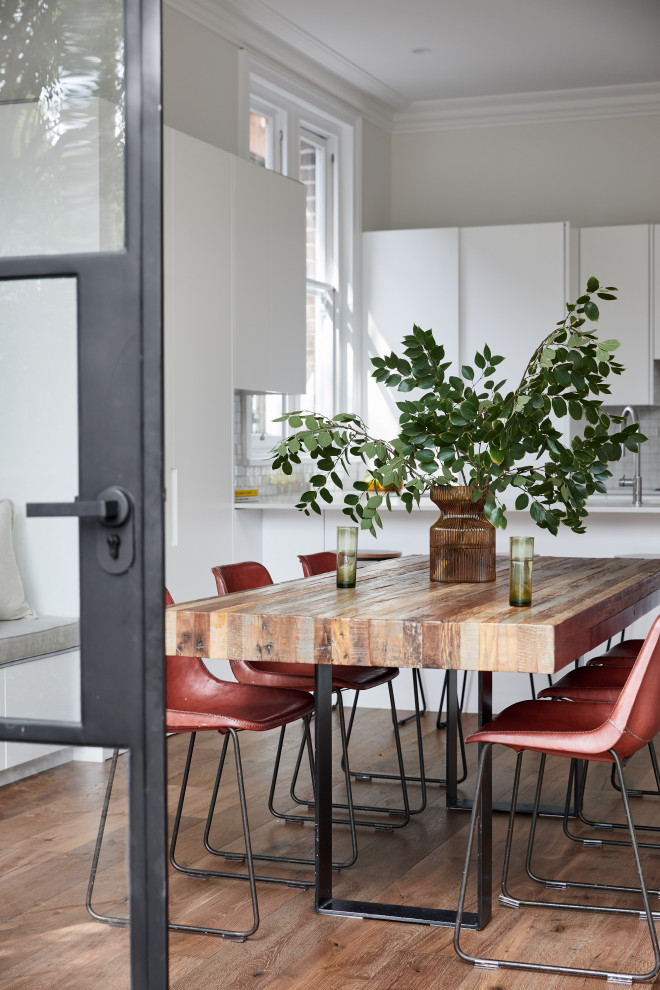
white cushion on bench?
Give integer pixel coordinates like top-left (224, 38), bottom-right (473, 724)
top-left (0, 499), bottom-right (33, 621)
top-left (0, 615), bottom-right (79, 663)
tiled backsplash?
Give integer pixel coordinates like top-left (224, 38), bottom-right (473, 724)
top-left (601, 405), bottom-right (660, 494)
top-left (234, 394), bottom-right (321, 498)
top-left (236, 394), bottom-right (660, 499)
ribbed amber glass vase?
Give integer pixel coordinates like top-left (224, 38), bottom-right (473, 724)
top-left (429, 486), bottom-right (496, 583)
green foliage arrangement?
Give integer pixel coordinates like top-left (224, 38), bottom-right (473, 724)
top-left (271, 278), bottom-right (646, 537)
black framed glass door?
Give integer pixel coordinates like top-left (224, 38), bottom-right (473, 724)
top-left (0, 1), bottom-right (167, 986)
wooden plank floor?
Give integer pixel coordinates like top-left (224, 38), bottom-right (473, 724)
top-left (2, 703), bottom-right (660, 988)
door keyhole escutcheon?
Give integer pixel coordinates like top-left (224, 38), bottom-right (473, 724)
top-left (27, 485), bottom-right (135, 575)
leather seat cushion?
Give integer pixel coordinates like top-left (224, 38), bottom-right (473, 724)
top-left (465, 699), bottom-right (638, 762)
top-left (586, 639), bottom-right (643, 667)
top-left (166, 656), bottom-right (314, 732)
top-left (231, 660), bottom-right (398, 692)
top-left (537, 665), bottom-right (630, 704)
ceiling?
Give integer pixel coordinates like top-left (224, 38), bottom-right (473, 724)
top-left (227, 0), bottom-right (660, 109)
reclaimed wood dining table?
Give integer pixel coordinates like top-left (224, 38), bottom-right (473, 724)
top-left (165, 553), bottom-right (660, 931)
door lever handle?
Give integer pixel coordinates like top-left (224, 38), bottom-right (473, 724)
top-left (27, 486), bottom-right (130, 526)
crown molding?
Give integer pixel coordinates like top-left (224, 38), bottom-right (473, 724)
top-left (165, 0), bottom-right (397, 131)
top-left (393, 82), bottom-right (660, 133)
top-left (166, 1), bottom-right (660, 135)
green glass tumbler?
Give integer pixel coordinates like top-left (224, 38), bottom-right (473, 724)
top-left (509, 536), bottom-right (534, 607)
top-left (336, 526), bottom-right (358, 588)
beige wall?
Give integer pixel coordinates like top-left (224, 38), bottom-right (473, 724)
top-left (361, 119), bottom-right (392, 231)
top-left (390, 114), bottom-right (660, 230)
top-left (163, 5), bottom-right (239, 153)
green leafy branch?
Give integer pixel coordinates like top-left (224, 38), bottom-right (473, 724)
top-left (271, 277), bottom-right (646, 536)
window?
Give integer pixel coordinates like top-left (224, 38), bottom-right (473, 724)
top-left (243, 61), bottom-right (355, 460)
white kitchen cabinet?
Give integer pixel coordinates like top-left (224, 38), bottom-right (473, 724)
top-left (654, 226), bottom-right (660, 361)
top-left (164, 127), bottom-right (235, 601)
top-left (363, 224), bottom-right (568, 442)
top-left (459, 222), bottom-right (569, 388)
top-left (363, 227), bottom-right (459, 440)
top-left (233, 156), bottom-right (306, 394)
top-left (579, 225), bottom-right (653, 406)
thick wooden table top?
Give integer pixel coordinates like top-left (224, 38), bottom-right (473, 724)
top-left (165, 555), bottom-right (660, 675)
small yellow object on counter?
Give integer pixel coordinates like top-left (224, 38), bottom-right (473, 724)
top-left (234, 488), bottom-right (258, 500)
top-left (364, 474), bottom-right (402, 493)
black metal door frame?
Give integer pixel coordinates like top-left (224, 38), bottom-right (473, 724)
top-left (0, 0), bottom-right (168, 985)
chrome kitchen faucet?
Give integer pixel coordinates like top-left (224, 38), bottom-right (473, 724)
top-left (618, 405), bottom-right (643, 506)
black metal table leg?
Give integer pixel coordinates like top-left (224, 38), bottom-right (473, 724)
top-left (477, 671), bottom-right (492, 929)
top-left (446, 669), bottom-right (459, 806)
top-left (314, 663), bottom-right (484, 929)
top-left (315, 663), bottom-right (333, 909)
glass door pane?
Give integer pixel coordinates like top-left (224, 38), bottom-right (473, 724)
top-left (0, 0), bottom-right (125, 256)
top-left (1, 277), bottom-right (80, 731)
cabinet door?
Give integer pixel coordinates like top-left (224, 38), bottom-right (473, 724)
top-left (579, 225), bottom-right (652, 406)
top-left (363, 228), bottom-right (459, 440)
top-left (460, 222), bottom-right (569, 458)
top-left (655, 225), bottom-right (660, 360)
top-left (233, 158), bottom-right (306, 393)
top-left (460, 222), bottom-right (569, 388)
top-left (164, 127), bottom-right (234, 600)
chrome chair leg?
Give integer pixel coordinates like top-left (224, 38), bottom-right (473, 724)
top-left (610, 739), bottom-right (660, 797)
top-left (398, 668), bottom-right (426, 725)
top-left (454, 745), bottom-right (660, 981)
top-left (264, 706), bottom-right (359, 864)
top-left (169, 729), bottom-right (260, 939)
top-left (341, 677), bottom-right (427, 816)
top-left (522, 759), bottom-right (660, 894)
top-left (203, 717), bottom-right (353, 873)
top-left (88, 734), bottom-right (261, 940)
top-left (86, 748), bottom-right (126, 927)
top-left (562, 753), bottom-right (660, 848)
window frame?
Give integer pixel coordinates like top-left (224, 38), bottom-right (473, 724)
top-left (239, 52), bottom-right (359, 463)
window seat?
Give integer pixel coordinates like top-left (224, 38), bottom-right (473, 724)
top-left (0, 615), bottom-right (79, 664)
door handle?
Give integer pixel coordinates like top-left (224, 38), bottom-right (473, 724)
top-left (27, 486), bottom-right (130, 526)
top-left (26, 486), bottom-right (134, 574)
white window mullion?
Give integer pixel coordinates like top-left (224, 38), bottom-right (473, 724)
top-left (245, 64), bottom-right (356, 462)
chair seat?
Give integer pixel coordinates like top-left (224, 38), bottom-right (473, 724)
top-left (166, 675), bottom-right (314, 733)
top-left (232, 660), bottom-right (398, 692)
top-left (587, 638), bottom-right (643, 667)
top-left (605, 638), bottom-right (643, 658)
top-left (537, 664), bottom-right (630, 704)
top-left (466, 699), bottom-right (637, 762)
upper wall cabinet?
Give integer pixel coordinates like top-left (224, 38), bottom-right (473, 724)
top-left (363, 227), bottom-right (459, 440)
top-left (163, 127), bottom-right (235, 600)
top-left (655, 226), bottom-right (660, 361)
top-left (233, 157), bottom-right (306, 394)
top-left (459, 222), bottom-right (569, 389)
top-left (579, 225), bottom-right (654, 407)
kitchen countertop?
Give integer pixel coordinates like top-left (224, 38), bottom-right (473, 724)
top-left (235, 492), bottom-right (660, 513)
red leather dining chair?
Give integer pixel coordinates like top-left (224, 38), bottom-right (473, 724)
top-left (454, 616), bottom-right (660, 983)
top-left (86, 588), bottom-right (315, 941)
top-left (537, 655), bottom-right (660, 818)
top-left (212, 560), bottom-right (418, 834)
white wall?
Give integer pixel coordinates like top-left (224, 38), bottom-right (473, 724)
top-left (390, 115), bottom-right (660, 230)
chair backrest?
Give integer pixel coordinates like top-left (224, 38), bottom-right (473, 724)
top-left (298, 551), bottom-right (336, 577)
top-left (164, 586), bottom-right (219, 711)
top-left (212, 561), bottom-right (273, 595)
top-left (608, 615), bottom-right (660, 756)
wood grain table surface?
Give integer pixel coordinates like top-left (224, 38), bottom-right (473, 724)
top-left (165, 555), bottom-right (660, 674)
